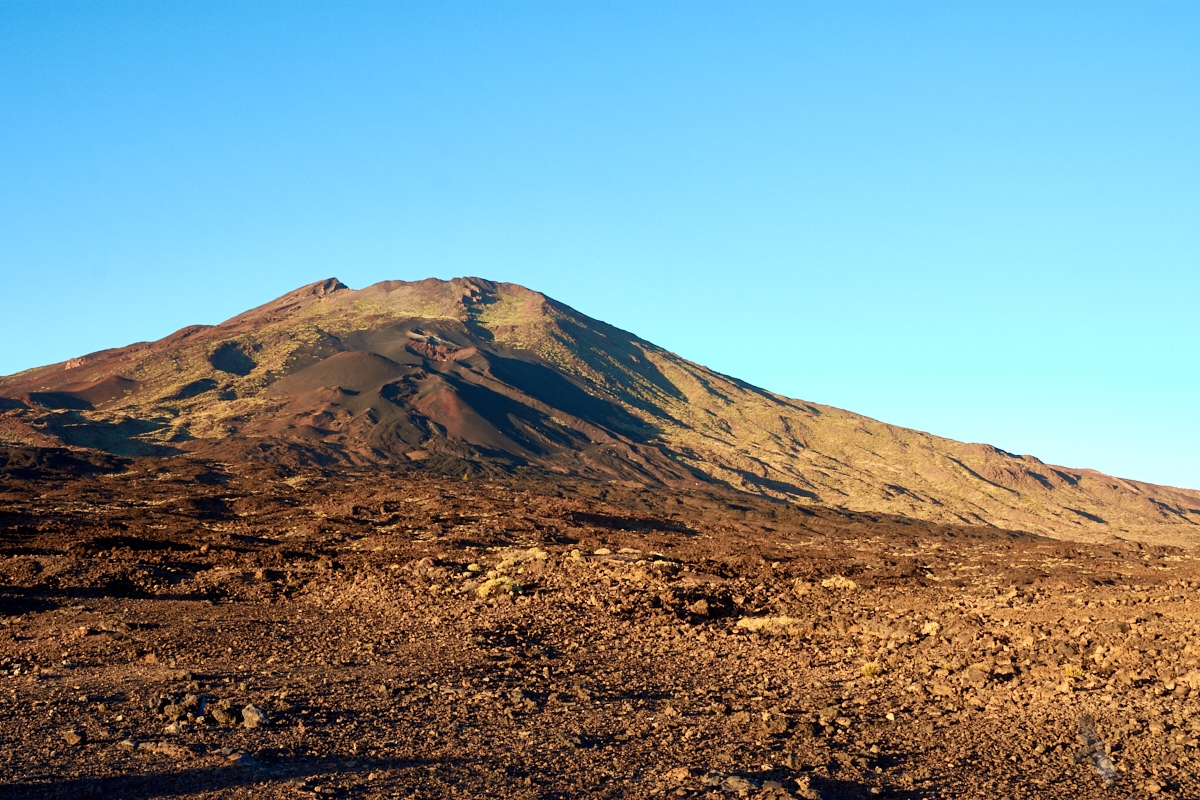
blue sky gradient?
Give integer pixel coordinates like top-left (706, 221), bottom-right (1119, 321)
top-left (1, 2), bottom-right (1197, 488)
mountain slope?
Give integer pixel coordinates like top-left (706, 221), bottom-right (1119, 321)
top-left (2, 276), bottom-right (1198, 544)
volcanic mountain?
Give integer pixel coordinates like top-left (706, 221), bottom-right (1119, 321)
top-left (2, 277), bottom-right (1197, 544)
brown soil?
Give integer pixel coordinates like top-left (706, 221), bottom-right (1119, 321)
top-left (3, 457), bottom-right (1199, 799)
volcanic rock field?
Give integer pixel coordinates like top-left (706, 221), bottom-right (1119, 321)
top-left (3, 278), bottom-right (1200, 799)
top-left (4, 457), bottom-right (1200, 799)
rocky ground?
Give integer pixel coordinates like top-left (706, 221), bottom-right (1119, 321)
top-left (3, 457), bottom-right (1200, 799)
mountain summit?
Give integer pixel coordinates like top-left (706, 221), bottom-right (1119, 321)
top-left (2, 277), bottom-right (1197, 543)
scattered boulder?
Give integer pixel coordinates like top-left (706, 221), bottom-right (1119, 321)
top-left (1097, 620), bottom-right (1130, 637)
top-left (719, 775), bottom-right (754, 793)
top-left (664, 766), bottom-right (692, 784)
top-left (1056, 642), bottom-right (1079, 659)
top-left (963, 664), bottom-right (990, 687)
top-left (820, 576), bottom-right (858, 591)
top-left (762, 713), bottom-right (791, 735)
top-left (794, 774), bottom-right (824, 800)
top-left (241, 704), bottom-right (270, 729)
top-left (685, 598), bottom-right (711, 616)
top-left (210, 701), bottom-right (242, 726)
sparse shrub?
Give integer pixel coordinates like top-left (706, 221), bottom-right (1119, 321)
top-left (477, 577), bottom-right (520, 598)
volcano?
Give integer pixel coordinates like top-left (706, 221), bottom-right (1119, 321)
top-left (2, 276), bottom-right (1197, 544)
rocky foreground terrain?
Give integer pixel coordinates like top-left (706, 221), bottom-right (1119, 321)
top-left (3, 454), bottom-right (1200, 799)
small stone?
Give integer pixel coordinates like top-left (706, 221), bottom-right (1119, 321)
top-left (227, 751), bottom-right (263, 769)
top-left (794, 775), bottom-right (823, 800)
top-left (820, 575), bottom-right (857, 591)
top-left (817, 705), bottom-right (841, 726)
top-left (62, 729), bottom-right (86, 746)
top-left (1097, 621), bottom-right (1130, 636)
top-left (138, 740), bottom-right (195, 759)
top-left (764, 715), bottom-right (790, 735)
top-left (664, 766), bottom-right (692, 783)
top-left (210, 703), bottom-right (241, 726)
top-left (118, 738), bottom-right (137, 750)
top-left (963, 665), bottom-right (990, 687)
top-left (719, 775), bottom-right (755, 792)
top-left (1144, 780), bottom-right (1162, 794)
top-left (241, 704), bottom-right (270, 729)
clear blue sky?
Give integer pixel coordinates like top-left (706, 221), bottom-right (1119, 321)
top-left (2, 2), bottom-right (1197, 489)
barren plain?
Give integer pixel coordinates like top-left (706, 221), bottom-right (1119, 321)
top-left (3, 454), bottom-right (1200, 799)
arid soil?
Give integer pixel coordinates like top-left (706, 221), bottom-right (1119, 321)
top-left (3, 458), bottom-right (1200, 799)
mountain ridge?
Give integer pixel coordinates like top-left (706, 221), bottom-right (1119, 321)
top-left (2, 276), bottom-right (1197, 545)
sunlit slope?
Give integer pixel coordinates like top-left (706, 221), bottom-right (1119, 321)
top-left (2, 276), bottom-right (1197, 543)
